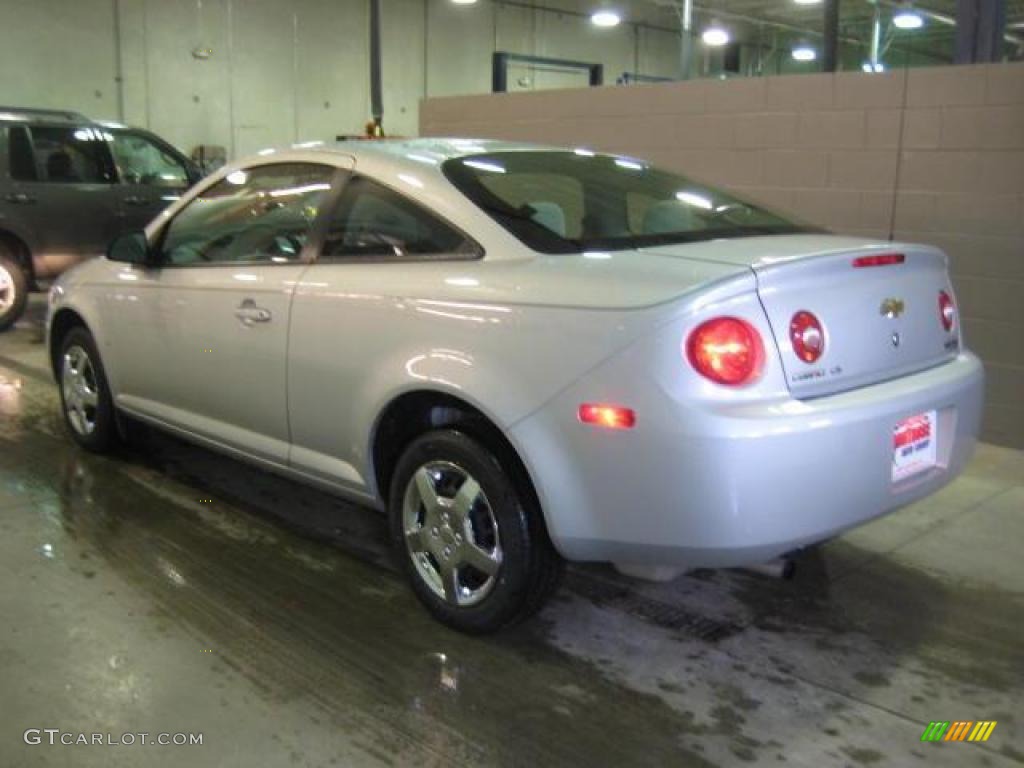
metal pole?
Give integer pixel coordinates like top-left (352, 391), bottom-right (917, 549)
top-left (369, 0), bottom-right (383, 132)
top-left (869, 2), bottom-right (881, 68)
top-left (679, 0), bottom-right (693, 80)
top-left (823, 0), bottom-right (839, 72)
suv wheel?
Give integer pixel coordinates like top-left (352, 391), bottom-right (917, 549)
top-left (389, 429), bottom-right (562, 634)
top-left (0, 250), bottom-right (28, 332)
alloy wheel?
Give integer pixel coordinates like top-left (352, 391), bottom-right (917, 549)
top-left (402, 460), bottom-right (503, 607)
top-left (62, 345), bottom-right (100, 436)
top-left (0, 263), bottom-right (14, 313)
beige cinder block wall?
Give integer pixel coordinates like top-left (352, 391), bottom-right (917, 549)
top-left (420, 63), bottom-right (1024, 450)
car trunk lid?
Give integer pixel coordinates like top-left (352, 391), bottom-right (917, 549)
top-left (641, 235), bottom-right (959, 398)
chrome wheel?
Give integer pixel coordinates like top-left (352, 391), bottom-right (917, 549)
top-left (62, 345), bottom-right (100, 436)
top-left (0, 263), bottom-right (14, 314)
top-left (402, 461), bottom-right (502, 607)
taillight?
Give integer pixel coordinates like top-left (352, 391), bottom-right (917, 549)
top-left (789, 310), bottom-right (825, 364)
top-left (939, 290), bottom-right (955, 332)
top-left (686, 317), bottom-right (764, 387)
top-left (853, 253), bottom-right (905, 268)
top-left (578, 403), bottom-right (636, 430)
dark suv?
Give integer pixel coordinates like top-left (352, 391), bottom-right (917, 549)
top-left (0, 107), bottom-right (201, 330)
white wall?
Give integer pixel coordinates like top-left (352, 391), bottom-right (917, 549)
top-left (0, 0), bottom-right (683, 157)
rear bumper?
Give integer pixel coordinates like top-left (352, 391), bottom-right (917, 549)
top-left (510, 352), bottom-right (984, 567)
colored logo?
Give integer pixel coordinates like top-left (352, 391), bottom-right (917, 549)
top-left (880, 297), bottom-right (906, 319)
top-left (921, 721), bottom-right (997, 742)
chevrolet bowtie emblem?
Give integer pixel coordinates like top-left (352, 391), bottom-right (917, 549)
top-left (880, 298), bottom-right (905, 319)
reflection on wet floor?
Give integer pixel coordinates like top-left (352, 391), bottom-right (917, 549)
top-left (1, 300), bottom-right (1022, 767)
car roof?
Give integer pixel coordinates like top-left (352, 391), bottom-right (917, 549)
top-left (307, 137), bottom-right (568, 173)
top-left (0, 106), bottom-right (90, 123)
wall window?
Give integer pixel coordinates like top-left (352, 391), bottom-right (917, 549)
top-left (321, 176), bottom-right (475, 259)
top-left (110, 131), bottom-right (189, 188)
top-left (160, 163), bottom-right (335, 266)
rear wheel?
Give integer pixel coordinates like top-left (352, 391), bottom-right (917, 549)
top-left (389, 429), bottom-right (562, 633)
top-left (0, 250), bottom-right (28, 332)
top-left (58, 327), bottom-right (118, 453)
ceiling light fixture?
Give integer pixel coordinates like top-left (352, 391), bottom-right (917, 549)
top-left (793, 0), bottom-right (822, 4)
top-left (591, 10), bottom-right (621, 27)
top-left (792, 44), bottom-right (816, 61)
top-left (862, 61), bottom-right (886, 73)
top-left (702, 24), bottom-right (729, 46)
top-left (451, 0), bottom-right (478, 5)
top-left (893, 9), bottom-right (924, 29)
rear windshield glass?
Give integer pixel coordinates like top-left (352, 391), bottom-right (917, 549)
top-left (442, 150), bottom-right (815, 253)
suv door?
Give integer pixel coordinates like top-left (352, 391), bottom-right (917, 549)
top-left (101, 161), bottom-right (344, 463)
top-left (3, 123), bottom-right (120, 279)
top-left (108, 128), bottom-right (195, 229)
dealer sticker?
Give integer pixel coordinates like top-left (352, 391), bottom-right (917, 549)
top-left (893, 410), bottom-right (938, 482)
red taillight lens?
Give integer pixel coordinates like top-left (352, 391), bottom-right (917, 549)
top-left (578, 403), bottom-right (636, 430)
top-left (853, 253), bottom-right (905, 268)
top-left (789, 310), bottom-right (825, 364)
top-left (686, 317), bottom-right (764, 387)
top-left (939, 290), bottom-right (955, 332)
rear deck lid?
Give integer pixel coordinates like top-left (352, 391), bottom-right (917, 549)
top-left (642, 235), bottom-right (960, 398)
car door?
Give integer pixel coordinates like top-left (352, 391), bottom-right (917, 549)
top-left (287, 174), bottom-right (481, 493)
top-left (108, 128), bottom-right (196, 230)
top-left (3, 123), bottom-right (120, 279)
top-left (104, 161), bottom-right (344, 464)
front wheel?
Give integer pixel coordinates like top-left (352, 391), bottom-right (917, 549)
top-left (58, 327), bottom-right (118, 453)
top-left (0, 251), bottom-right (28, 332)
top-left (389, 429), bottom-right (562, 634)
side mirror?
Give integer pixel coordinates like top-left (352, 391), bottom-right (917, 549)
top-left (107, 231), bottom-right (151, 265)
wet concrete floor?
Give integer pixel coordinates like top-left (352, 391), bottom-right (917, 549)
top-left (1, 296), bottom-right (1021, 767)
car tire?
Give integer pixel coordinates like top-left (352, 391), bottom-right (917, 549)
top-left (57, 327), bottom-right (118, 453)
top-left (0, 250), bottom-right (29, 332)
top-left (389, 429), bottom-right (562, 634)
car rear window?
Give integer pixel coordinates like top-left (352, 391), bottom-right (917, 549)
top-left (442, 150), bottom-right (814, 254)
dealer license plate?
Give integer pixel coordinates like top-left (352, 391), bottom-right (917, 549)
top-left (892, 410), bottom-right (938, 482)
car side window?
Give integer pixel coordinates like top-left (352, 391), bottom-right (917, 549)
top-left (320, 176), bottom-right (475, 260)
top-left (109, 131), bottom-right (188, 188)
top-left (22, 125), bottom-right (111, 184)
top-left (7, 125), bottom-right (38, 181)
top-left (160, 163), bottom-right (335, 267)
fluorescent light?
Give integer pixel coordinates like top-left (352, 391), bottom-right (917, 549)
top-left (702, 26), bottom-right (729, 46)
top-left (893, 10), bottom-right (924, 29)
top-left (793, 0), bottom-right (821, 4)
top-left (792, 45), bottom-right (816, 61)
top-left (591, 10), bottom-right (621, 27)
top-left (463, 159), bottom-right (506, 173)
top-left (861, 61), bottom-right (886, 73)
top-left (451, 0), bottom-right (477, 5)
top-left (675, 190), bottom-right (713, 210)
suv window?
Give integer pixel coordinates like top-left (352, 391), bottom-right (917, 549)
top-left (321, 176), bottom-right (475, 259)
top-left (110, 131), bottom-right (188, 188)
top-left (7, 125), bottom-right (38, 181)
top-left (161, 163), bottom-right (335, 266)
top-left (19, 125), bottom-right (112, 184)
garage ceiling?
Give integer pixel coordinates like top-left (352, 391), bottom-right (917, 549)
top-left (532, 0), bottom-right (1024, 62)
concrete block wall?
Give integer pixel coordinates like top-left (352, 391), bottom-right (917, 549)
top-left (421, 63), bottom-right (1024, 449)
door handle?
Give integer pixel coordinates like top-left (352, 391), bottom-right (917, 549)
top-left (123, 195), bottom-right (150, 206)
top-left (234, 299), bottom-right (271, 326)
top-left (5, 193), bottom-right (36, 204)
